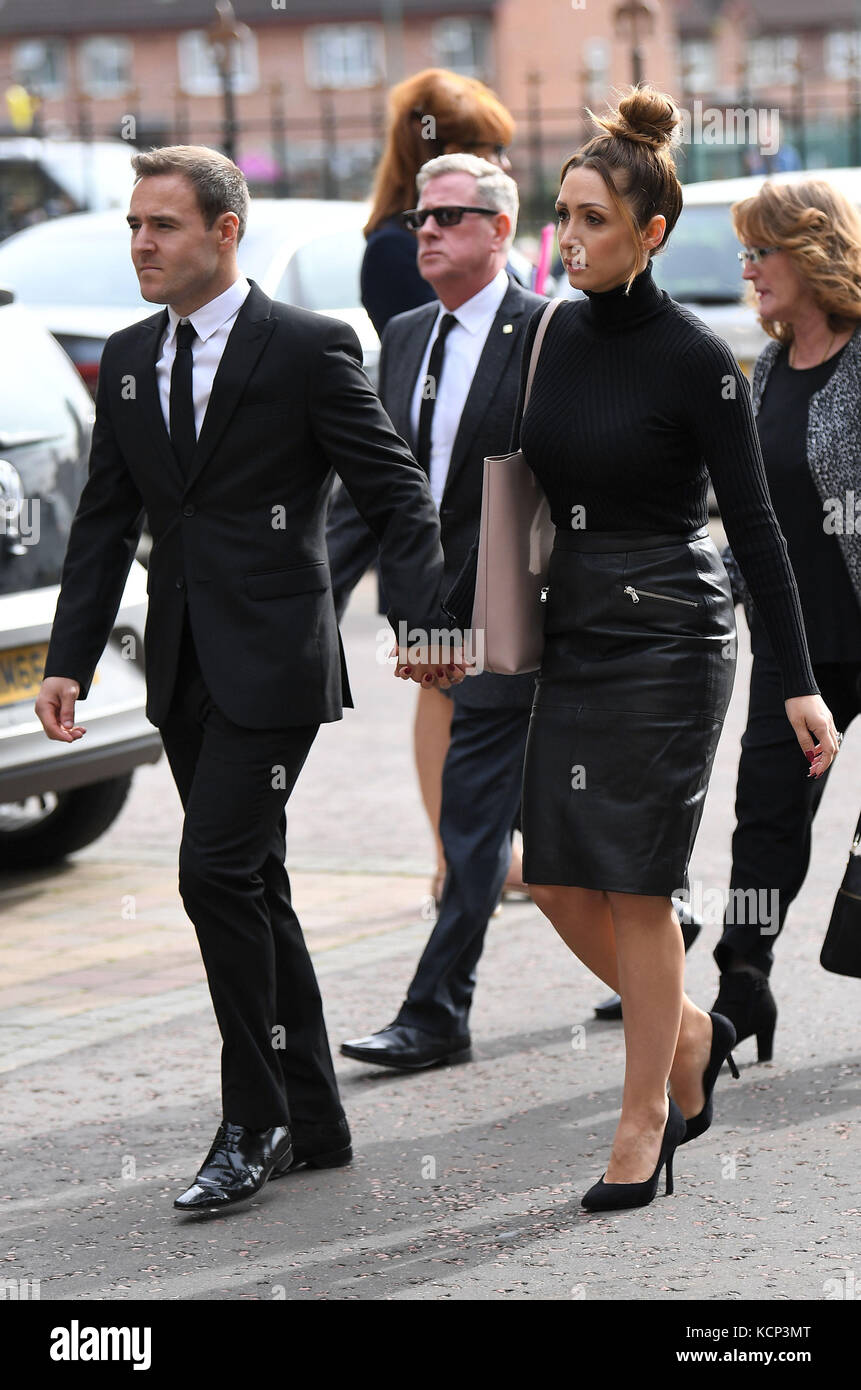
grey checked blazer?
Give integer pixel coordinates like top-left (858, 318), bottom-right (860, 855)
top-left (724, 327), bottom-right (861, 624)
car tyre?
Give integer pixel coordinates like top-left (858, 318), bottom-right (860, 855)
top-left (0, 774), bottom-right (134, 870)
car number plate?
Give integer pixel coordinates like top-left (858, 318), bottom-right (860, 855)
top-left (0, 643), bottom-right (50, 706)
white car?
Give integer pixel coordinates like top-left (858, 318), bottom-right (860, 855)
top-left (556, 166), bottom-right (861, 376)
top-left (0, 198), bottom-right (382, 391)
top-left (0, 136), bottom-right (137, 241)
top-left (654, 166), bottom-right (861, 375)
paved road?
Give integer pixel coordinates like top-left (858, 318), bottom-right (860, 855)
top-left (2, 558), bottom-right (860, 1303)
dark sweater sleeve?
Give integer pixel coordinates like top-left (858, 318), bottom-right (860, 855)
top-left (360, 229), bottom-right (437, 338)
top-left (682, 333), bottom-right (819, 699)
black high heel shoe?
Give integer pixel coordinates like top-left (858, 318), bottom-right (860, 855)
top-left (711, 971), bottom-right (777, 1062)
top-left (581, 1098), bottom-right (686, 1212)
top-left (679, 1011), bottom-right (739, 1146)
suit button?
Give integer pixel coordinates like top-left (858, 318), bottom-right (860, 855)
top-left (176, 577), bottom-right (185, 589)
top-left (183, 504), bottom-right (195, 517)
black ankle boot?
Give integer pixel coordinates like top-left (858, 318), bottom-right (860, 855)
top-left (712, 970), bottom-right (777, 1063)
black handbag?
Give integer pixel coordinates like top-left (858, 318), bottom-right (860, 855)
top-left (820, 808), bottom-right (861, 978)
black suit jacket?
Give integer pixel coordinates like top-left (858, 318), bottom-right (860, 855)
top-left (326, 273), bottom-right (545, 710)
top-left (44, 281), bottom-right (445, 730)
top-left (378, 274), bottom-right (545, 598)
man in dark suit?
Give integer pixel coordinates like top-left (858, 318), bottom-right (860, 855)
top-left (339, 155), bottom-right (546, 1070)
top-left (34, 145), bottom-right (457, 1213)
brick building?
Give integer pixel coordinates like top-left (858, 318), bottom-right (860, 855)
top-left (0, 0), bottom-right (677, 206)
top-left (1, 0), bottom-right (860, 203)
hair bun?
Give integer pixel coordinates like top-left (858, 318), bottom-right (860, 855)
top-left (594, 85), bottom-right (681, 151)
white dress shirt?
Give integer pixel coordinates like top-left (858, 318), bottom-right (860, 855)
top-left (409, 268), bottom-right (510, 509)
top-left (156, 275), bottom-right (251, 440)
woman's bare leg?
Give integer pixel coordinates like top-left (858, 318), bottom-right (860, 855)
top-left (414, 685), bottom-right (454, 888)
top-left (530, 884), bottom-right (715, 1148)
top-left (505, 831), bottom-right (525, 891)
top-left (605, 891), bottom-right (685, 1181)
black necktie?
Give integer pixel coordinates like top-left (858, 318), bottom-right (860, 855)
top-left (416, 312), bottom-right (458, 475)
top-left (170, 319), bottom-right (197, 473)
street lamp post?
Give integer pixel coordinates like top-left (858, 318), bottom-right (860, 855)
top-left (206, 0), bottom-right (250, 161)
top-left (680, 55), bottom-right (699, 181)
top-left (850, 35), bottom-right (861, 167)
top-left (526, 71), bottom-right (545, 216)
top-left (613, 0), bottom-right (659, 87)
top-left (793, 55), bottom-right (807, 170)
top-left (380, 0), bottom-right (405, 85)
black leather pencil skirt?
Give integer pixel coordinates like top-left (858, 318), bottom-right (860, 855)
top-left (521, 527), bottom-right (737, 896)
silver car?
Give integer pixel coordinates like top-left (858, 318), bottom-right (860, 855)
top-left (0, 290), bottom-right (161, 868)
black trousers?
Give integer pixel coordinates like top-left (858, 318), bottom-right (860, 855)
top-left (158, 617), bottom-right (344, 1131)
top-left (395, 691), bottom-right (532, 1036)
top-left (714, 651), bottom-right (861, 977)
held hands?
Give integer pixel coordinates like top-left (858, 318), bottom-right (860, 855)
top-left (391, 644), bottom-right (473, 689)
top-left (784, 694), bottom-right (840, 778)
top-left (35, 677), bottom-right (86, 742)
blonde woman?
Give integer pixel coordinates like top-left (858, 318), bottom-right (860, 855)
top-left (713, 181), bottom-right (861, 1057)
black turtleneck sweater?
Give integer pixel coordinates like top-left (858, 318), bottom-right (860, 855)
top-left (511, 262), bottom-right (819, 699)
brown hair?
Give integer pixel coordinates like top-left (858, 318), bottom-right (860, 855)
top-left (365, 68), bottom-right (514, 235)
top-left (731, 179), bottom-right (861, 344)
top-left (131, 144), bottom-right (249, 242)
top-left (560, 84), bottom-right (683, 292)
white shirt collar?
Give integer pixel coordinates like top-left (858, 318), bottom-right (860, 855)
top-left (166, 275), bottom-right (251, 344)
top-left (438, 268), bottom-right (510, 336)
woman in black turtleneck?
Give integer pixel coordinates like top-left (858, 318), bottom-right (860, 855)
top-left (461, 88), bottom-right (839, 1213)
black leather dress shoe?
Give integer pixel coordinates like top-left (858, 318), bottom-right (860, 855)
top-left (594, 992), bottom-right (624, 1020)
top-left (271, 1116), bottom-right (352, 1177)
top-left (340, 1023), bottom-right (471, 1070)
top-left (594, 908), bottom-right (703, 1020)
top-left (173, 1121), bottom-right (292, 1213)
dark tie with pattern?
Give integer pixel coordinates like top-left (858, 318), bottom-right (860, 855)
top-left (170, 319), bottom-right (197, 473)
top-left (416, 312), bottom-right (458, 476)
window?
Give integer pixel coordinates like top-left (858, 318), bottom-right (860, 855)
top-left (748, 35), bottom-right (799, 87)
top-left (78, 37), bottom-right (133, 99)
top-left (304, 24), bottom-right (384, 90)
top-left (582, 37), bottom-right (610, 106)
top-left (680, 38), bottom-right (717, 91)
top-left (12, 39), bottom-right (67, 98)
top-left (178, 29), bottom-right (259, 97)
top-left (431, 18), bottom-right (491, 79)
top-left (824, 30), bottom-right (861, 81)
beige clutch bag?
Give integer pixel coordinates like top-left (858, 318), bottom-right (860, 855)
top-left (471, 298), bottom-right (562, 674)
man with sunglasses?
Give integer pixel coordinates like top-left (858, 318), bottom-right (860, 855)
top-left (340, 154), bottom-right (546, 1071)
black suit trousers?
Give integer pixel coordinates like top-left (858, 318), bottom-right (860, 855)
top-left (714, 650), bottom-right (861, 976)
top-left (159, 616), bottom-right (344, 1129)
top-left (395, 687), bottom-right (532, 1035)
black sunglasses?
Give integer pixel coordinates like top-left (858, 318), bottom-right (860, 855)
top-left (401, 205), bottom-right (500, 231)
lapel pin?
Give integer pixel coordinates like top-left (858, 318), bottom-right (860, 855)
top-left (502, 323), bottom-right (513, 334)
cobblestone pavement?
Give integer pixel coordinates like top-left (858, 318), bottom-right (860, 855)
top-left (2, 552), bottom-right (860, 1303)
